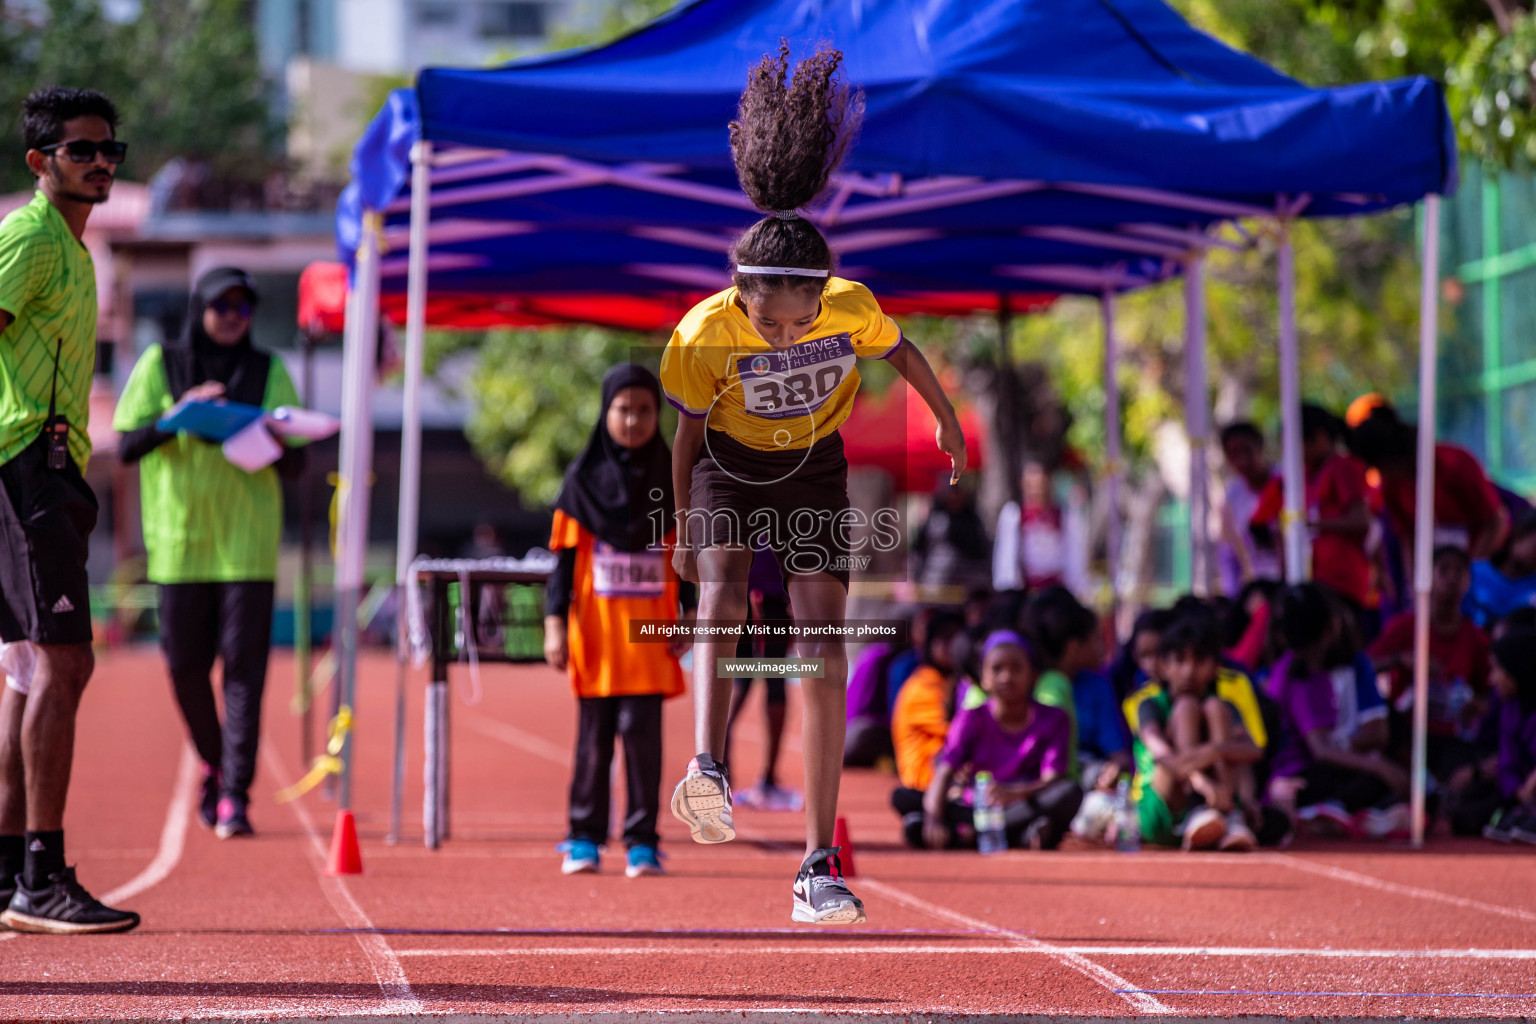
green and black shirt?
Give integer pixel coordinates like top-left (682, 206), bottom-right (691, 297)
top-left (113, 344), bottom-right (300, 583)
top-left (0, 192), bottom-right (98, 472)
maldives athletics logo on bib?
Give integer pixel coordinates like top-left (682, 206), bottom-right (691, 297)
top-left (750, 354), bottom-right (771, 376)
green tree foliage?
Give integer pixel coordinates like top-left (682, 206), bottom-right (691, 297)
top-left (550, 0), bottom-right (683, 49)
top-left (1178, 0), bottom-right (1526, 169)
top-left (997, 214), bottom-right (1423, 464)
top-left (0, 0), bottom-right (276, 195)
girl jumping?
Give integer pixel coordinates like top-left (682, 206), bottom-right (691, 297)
top-left (660, 44), bottom-right (966, 924)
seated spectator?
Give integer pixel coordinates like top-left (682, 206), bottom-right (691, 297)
top-left (844, 640), bottom-right (897, 768)
top-left (1251, 405), bottom-right (1376, 637)
top-left (884, 607), bottom-right (933, 717)
top-left (890, 613), bottom-right (966, 793)
top-left (1019, 587), bottom-right (1090, 776)
top-left (1123, 611), bottom-right (1264, 851)
top-left (1368, 546), bottom-right (1491, 784)
top-left (1266, 584), bottom-right (1408, 840)
top-left (898, 631), bottom-right (1083, 850)
top-left (1226, 580), bottom-right (1281, 675)
top-left (1350, 405), bottom-right (1508, 575)
top-left (1465, 509), bottom-right (1536, 629)
top-left (1218, 421), bottom-right (1283, 596)
top-left (1109, 608), bottom-right (1172, 701)
top-left (1033, 590), bottom-right (1130, 788)
top-left (1474, 629), bottom-right (1536, 843)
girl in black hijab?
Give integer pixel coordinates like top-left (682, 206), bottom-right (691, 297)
top-left (544, 364), bottom-right (695, 878)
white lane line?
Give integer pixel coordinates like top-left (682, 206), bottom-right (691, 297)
top-left (468, 715), bottom-right (572, 765)
top-left (102, 744), bottom-right (199, 906)
top-left (262, 746), bottom-right (422, 1015)
top-left (1269, 853), bottom-right (1536, 924)
top-left (859, 878), bottom-right (1170, 1015)
top-left (390, 943), bottom-right (1536, 960)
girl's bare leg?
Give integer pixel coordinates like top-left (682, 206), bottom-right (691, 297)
top-left (785, 571), bottom-right (847, 857)
top-left (692, 546), bottom-right (753, 759)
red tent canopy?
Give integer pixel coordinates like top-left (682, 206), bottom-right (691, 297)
top-left (298, 262), bottom-right (1051, 333)
top-left (842, 378), bottom-right (986, 492)
top-left (301, 262), bottom-right (1008, 490)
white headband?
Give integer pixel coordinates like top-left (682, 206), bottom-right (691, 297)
top-left (734, 265), bottom-right (830, 277)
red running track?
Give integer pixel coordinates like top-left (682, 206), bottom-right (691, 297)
top-left (0, 647), bottom-right (1532, 1022)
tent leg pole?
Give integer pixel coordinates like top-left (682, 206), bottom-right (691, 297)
top-left (335, 209), bottom-right (381, 814)
top-left (389, 140), bottom-right (434, 846)
top-left (1183, 254), bottom-right (1211, 597)
top-left (1277, 221), bottom-right (1308, 583)
top-left (1102, 289), bottom-right (1123, 626)
top-left (1411, 195), bottom-right (1442, 849)
top-left (297, 332), bottom-right (315, 769)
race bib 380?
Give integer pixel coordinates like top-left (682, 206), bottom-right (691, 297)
top-left (735, 334), bottom-right (856, 420)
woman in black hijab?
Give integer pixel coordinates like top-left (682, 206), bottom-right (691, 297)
top-left (544, 364), bottom-right (695, 878)
top-left (113, 267), bottom-right (306, 840)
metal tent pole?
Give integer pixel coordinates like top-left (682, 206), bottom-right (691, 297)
top-left (389, 140), bottom-right (433, 845)
top-left (296, 330), bottom-right (316, 768)
top-left (1276, 222), bottom-right (1309, 583)
top-left (1102, 288), bottom-right (1123, 617)
top-left (1410, 195), bottom-right (1443, 848)
top-left (335, 210), bottom-right (381, 812)
top-left (1183, 254), bottom-right (1212, 596)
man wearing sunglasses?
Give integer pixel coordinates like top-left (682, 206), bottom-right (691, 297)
top-left (0, 87), bottom-right (139, 934)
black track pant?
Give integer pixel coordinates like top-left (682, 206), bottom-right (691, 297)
top-left (568, 695), bottom-right (664, 849)
top-left (892, 779), bottom-right (1084, 850)
top-left (158, 581), bottom-right (274, 803)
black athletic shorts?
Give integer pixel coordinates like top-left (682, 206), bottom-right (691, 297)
top-left (0, 430), bottom-right (97, 645)
top-left (689, 429), bottom-right (851, 587)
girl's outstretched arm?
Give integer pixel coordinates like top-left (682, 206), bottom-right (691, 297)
top-left (886, 340), bottom-right (967, 483)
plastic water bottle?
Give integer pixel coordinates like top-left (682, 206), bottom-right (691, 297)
top-left (1113, 778), bottom-right (1141, 853)
top-left (973, 772), bottom-right (1008, 854)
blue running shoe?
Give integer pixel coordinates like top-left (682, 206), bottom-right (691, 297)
top-left (558, 839), bottom-right (600, 875)
top-left (625, 844), bottom-right (664, 879)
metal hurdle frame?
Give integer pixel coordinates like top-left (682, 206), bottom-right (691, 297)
top-left (403, 555), bottom-right (556, 849)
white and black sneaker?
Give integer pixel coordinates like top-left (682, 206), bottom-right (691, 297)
top-left (670, 754), bottom-right (735, 844)
top-left (2, 867), bottom-right (140, 934)
top-left (791, 847), bottom-right (866, 925)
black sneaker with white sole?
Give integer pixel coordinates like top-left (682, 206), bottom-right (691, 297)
top-left (791, 847), bottom-right (865, 925)
top-left (2, 867), bottom-right (140, 934)
top-left (0, 878), bottom-right (12, 931)
top-left (197, 766), bottom-right (220, 830)
top-left (670, 754), bottom-right (735, 844)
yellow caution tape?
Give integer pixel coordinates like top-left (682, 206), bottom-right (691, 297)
top-left (275, 705), bottom-right (353, 803)
top-left (328, 472), bottom-right (376, 560)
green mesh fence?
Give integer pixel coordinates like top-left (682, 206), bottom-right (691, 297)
top-left (1439, 161), bottom-right (1536, 495)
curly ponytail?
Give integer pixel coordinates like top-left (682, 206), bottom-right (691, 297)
top-left (728, 43), bottom-right (864, 299)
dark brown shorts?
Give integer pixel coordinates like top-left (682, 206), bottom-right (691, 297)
top-left (688, 429), bottom-right (851, 587)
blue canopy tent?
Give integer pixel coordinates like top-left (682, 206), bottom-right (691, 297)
top-left (332, 0), bottom-right (1455, 847)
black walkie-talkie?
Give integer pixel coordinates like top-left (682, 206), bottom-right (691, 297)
top-left (44, 338), bottom-right (68, 470)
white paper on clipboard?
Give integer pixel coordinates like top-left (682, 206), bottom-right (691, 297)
top-left (222, 419), bottom-right (284, 472)
top-left (265, 406), bottom-right (340, 441)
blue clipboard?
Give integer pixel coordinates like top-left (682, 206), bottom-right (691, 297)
top-left (157, 399), bottom-right (266, 442)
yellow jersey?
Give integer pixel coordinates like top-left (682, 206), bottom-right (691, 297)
top-left (659, 278), bottom-right (903, 452)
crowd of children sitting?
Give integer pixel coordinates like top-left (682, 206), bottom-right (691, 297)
top-left (858, 398), bottom-right (1536, 853)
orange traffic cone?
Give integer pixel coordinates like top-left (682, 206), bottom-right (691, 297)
top-left (326, 809), bottom-right (363, 875)
top-left (833, 815), bottom-right (857, 877)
